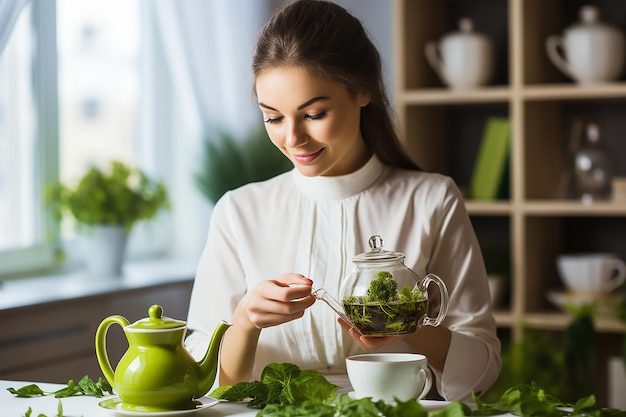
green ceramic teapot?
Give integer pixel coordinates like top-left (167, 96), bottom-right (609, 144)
top-left (95, 304), bottom-right (231, 412)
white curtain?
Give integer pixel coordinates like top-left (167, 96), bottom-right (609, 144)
top-left (140, 0), bottom-right (275, 260)
top-left (145, 0), bottom-right (272, 139)
top-left (0, 0), bottom-right (30, 55)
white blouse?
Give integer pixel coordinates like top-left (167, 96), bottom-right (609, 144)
top-left (186, 156), bottom-right (501, 401)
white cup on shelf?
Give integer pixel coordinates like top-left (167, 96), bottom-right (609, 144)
top-left (425, 18), bottom-right (494, 89)
top-left (546, 5), bottom-right (625, 84)
top-left (557, 253), bottom-right (626, 294)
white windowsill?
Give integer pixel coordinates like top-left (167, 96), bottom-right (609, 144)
top-left (0, 258), bottom-right (197, 311)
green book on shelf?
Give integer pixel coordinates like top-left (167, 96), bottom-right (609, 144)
top-left (470, 117), bottom-right (511, 200)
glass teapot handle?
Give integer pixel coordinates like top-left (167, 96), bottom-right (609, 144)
top-left (420, 273), bottom-right (449, 327)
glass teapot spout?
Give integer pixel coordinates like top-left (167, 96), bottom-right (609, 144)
top-left (311, 287), bottom-right (360, 332)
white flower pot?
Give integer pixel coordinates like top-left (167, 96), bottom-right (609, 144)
top-left (81, 225), bottom-right (129, 278)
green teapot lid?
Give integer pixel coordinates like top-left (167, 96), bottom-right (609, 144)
top-left (126, 305), bottom-right (186, 331)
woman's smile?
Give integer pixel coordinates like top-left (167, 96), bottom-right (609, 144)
top-left (291, 148), bottom-right (325, 164)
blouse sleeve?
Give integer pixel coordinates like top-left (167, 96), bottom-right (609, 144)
top-left (427, 177), bottom-right (501, 401)
top-left (185, 192), bottom-right (246, 360)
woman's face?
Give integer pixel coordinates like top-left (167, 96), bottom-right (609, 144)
top-left (255, 66), bottom-right (371, 177)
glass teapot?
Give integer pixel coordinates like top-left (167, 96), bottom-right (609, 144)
top-left (313, 235), bottom-right (449, 336)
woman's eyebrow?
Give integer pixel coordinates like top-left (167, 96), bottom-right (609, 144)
top-left (297, 96), bottom-right (329, 110)
top-left (258, 96), bottom-right (329, 112)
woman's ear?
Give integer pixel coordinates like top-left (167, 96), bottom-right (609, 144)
top-left (357, 92), bottom-right (371, 108)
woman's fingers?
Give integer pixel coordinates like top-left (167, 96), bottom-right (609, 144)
top-left (245, 274), bottom-right (315, 328)
top-left (338, 318), bottom-right (404, 351)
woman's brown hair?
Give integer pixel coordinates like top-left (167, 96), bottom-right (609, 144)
top-left (252, 0), bottom-right (419, 171)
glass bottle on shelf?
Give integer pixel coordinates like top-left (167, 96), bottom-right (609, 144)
top-left (574, 123), bottom-right (615, 203)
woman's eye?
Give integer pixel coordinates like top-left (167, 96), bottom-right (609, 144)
top-left (305, 112), bottom-right (327, 121)
top-left (264, 116), bottom-right (283, 124)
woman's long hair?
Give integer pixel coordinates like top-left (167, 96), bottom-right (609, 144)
top-left (252, 0), bottom-right (419, 171)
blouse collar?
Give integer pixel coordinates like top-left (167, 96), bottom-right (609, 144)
top-left (292, 155), bottom-right (385, 200)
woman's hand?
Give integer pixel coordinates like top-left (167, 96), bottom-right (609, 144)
top-left (243, 274), bottom-right (316, 329)
top-left (338, 318), bottom-right (403, 351)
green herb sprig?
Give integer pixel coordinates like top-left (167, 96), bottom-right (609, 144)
top-left (7, 375), bottom-right (113, 398)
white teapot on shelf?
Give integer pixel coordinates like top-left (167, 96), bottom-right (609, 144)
top-left (425, 18), bottom-right (494, 89)
top-left (546, 5), bottom-right (625, 84)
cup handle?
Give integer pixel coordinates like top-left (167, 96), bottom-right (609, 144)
top-left (424, 41), bottom-right (446, 82)
top-left (416, 367), bottom-right (433, 401)
top-left (95, 315), bottom-right (130, 389)
top-left (546, 35), bottom-right (575, 79)
top-left (606, 260), bottom-right (626, 292)
top-left (421, 273), bottom-right (449, 327)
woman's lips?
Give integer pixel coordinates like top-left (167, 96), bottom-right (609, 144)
top-left (292, 149), bottom-right (324, 164)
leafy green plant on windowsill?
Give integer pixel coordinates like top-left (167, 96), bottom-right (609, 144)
top-left (46, 160), bottom-right (170, 231)
top-left (194, 125), bottom-right (293, 205)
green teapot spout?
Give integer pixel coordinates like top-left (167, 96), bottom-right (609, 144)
top-left (194, 320), bottom-right (232, 398)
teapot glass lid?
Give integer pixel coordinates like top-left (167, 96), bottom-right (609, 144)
top-left (126, 305), bottom-right (186, 330)
top-left (352, 235), bottom-right (406, 263)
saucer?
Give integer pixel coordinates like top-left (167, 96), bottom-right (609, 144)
top-left (347, 392), bottom-right (450, 410)
top-left (98, 396), bottom-right (218, 416)
top-left (547, 290), bottom-right (623, 317)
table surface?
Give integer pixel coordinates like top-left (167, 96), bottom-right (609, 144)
top-left (1, 380), bottom-right (257, 417)
top-left (1, 379), bottom-right (514, 417)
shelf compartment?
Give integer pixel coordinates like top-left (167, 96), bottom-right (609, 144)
top-left (522, 0), bottom-right (626, 86)
top-left (523, 216), bottom-right (626, 313)
top-left (397, 0), bottom-right (510, 90)
top-left (402, 103), bottom-right (510, 194)
top-left (523, 99), bottom-right (626, 200)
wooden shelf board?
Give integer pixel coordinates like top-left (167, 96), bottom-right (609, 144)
top-left (399, 87), bottom-right (511, 105)
top-left (522, 312), bottom-right (625, 333)
top-left (465, 201), bottom-right (513, 215)
top-left (523, 201), bottom-right (626, 216)
top-left (523, 83), bottom-right (626, 101)
top-left (493, 311), bottom-right (515, 327)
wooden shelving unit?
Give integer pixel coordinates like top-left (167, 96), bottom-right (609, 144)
top-left (393, 0), bottom-right (626, 401)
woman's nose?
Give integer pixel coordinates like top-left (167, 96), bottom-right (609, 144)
top-left (285, 121), bottom-right (307, 148)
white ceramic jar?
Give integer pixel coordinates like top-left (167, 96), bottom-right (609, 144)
top-left (546, 5), bottom-right (625, 84)
top-left (425, 18), bottom-right (494, 89)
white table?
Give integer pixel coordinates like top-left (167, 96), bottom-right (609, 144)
top-left (0, 380), bottom-right (256, 416)
top-left (2, 379), bottom-right (511, 416)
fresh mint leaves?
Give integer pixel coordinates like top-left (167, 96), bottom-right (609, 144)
top-left (210, 362), bottom-right (340, 409)
top-left (213, 364), bottom-right (626, 417)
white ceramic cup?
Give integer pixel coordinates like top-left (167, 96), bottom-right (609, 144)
top-left (346, 353), bottom-right (432, 402)
top-left (424, 18), bottom-right (494, 90)
top-left (545, 6), bottom-right (625, 84)
top-left (557, 253), bottom-right (626, 294)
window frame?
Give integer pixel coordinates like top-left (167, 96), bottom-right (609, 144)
top-left (0, 0), bottom-right (59, 277)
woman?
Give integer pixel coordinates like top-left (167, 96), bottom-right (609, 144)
top-left (186, 0), bottom-right (500, 401)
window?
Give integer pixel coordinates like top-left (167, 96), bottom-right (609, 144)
top-left (0, 2), bottom-right (46, 274)
top-left (0, 0), bottom-right (161, 276)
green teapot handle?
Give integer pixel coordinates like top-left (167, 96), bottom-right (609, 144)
top-left (95, 315), bottom-right (130, 388)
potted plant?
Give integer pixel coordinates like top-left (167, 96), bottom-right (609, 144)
top-left (194, 125), bottom-right (292, 204)
top-left (46, 160), bottom-right (170, 277)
